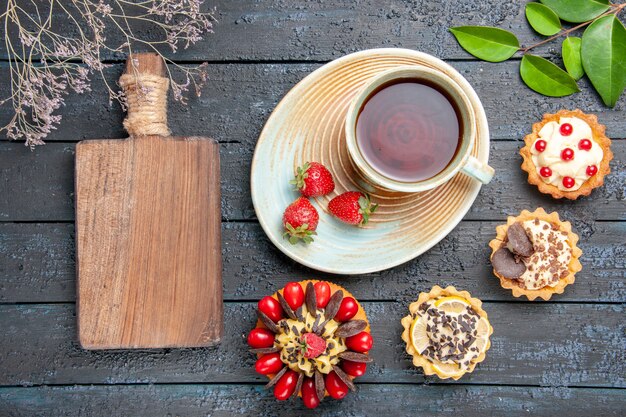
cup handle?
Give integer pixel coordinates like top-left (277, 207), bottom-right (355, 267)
top-left (460, 155), bottom-right (495, 184)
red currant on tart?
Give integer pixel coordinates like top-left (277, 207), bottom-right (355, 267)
top-left (586, 165), bottom-right (598, 176)
top-left (249, 280), bottom-right (373, 407)
top-left (560, 148), bottom-right (574, 161)
top-left (562, 176), bottom-right (575, 189)
top-left (578, 139), bottom-right (592, 150)
top-left (534, 139), bottom-right (546, 152)
top-left (539, 167), bottom-right (552, 178)
top-left (559, 123), bottom-right (573, 136)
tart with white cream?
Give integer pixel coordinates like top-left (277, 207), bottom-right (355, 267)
top-left (520, 109), bottom-right (612, 199)
top-left (401, 286), bottom-right (493, 380)
top-left (489, 208), bottom-right (583, 301)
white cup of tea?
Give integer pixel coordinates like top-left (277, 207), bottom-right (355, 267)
top-left (345, 65), bottom-right (494, 193)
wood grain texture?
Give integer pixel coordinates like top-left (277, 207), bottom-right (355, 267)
top-left (1, 221), bottom-right (624, 303)
top-left (2, 0), bottom-right (622, 62)
top-left (1, 1), bottom-right (625, 412)
top-left (0, 303), bottom-right (623, 387)
top-left (1, 62), bottom-right (626, 145)
top-left (1, 141), bottom-right (624, 222)
top-left (75, 54), bottom-right (223, 349)
top-left (1, 384), bottom-right (624, 417)
top-left (76, 136), bottom-right (223, 348)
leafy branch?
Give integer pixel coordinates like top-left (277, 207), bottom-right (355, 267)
top-left (450, 0), bottom-right (626, 107)
top-left (1, 0), bottom-right (216, 148)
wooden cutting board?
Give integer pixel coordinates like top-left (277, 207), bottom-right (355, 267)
top-left (75, 53), bottom-right (223, 349)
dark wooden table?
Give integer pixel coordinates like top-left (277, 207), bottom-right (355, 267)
top-left (1, 1), bottom-right (625, 416)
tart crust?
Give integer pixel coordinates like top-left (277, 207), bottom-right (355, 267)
top-left (520, 109), bottom-right (613, 200)
top-left (489, 208), bottom-right (583, 301)
top-left (400, 285), bottom-right (493, 380)
top-left (255, 280), bottom-right (370, 398)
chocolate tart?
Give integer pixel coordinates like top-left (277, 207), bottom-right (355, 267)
top-left (249, 280), bottom-right (372, 408)
top-left (401, 285), bottom-right (493, 380)
top-left (520, 109), bottom-right (613, 200)
top-left (489, 208), bottom-right (583, 301)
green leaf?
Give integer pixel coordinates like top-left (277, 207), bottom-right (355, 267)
top-left (539, 0), bottom-right (609, 23)
top-left (562, 37), bottom-right (584, 80)
top-left (449, 26), bottom-right (519, 62)
top-left (520, 54), bottom-right (580, 97)
top-left (526, 3), bottom-right (561, 36)
top-left (582, 15), bottom-right (626, 107)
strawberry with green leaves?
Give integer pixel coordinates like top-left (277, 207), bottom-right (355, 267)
top-left (282, 197), bottom-right (319, 244)
top-left (328, 192), bottom-right (377, 226)
top-left (300, 332), bottom-right (327, 358)
top-left (290, 162), bottom-right (335, 197)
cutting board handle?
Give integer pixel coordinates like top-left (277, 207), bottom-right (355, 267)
top-left (119, 53), bottom-right (171, 137)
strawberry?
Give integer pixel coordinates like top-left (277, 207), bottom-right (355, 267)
top-left (328, 192), bottom-right (378, 226)
top-left (300, 333), bottom-right (327, 359)
top-left (282, 197), bottom-right (319, 244)
top-left (290, 162), bottom-right (335, 197)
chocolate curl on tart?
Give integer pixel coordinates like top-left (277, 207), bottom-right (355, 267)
top-left (489, 208), bottom-right (582, 301)
top-left (401, 286), bottom-right (493, 381)
top-left (249, 280), bottom-right (372, 408)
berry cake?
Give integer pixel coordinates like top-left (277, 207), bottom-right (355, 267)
top-left (248, 280), bottom-right (373, 408)
top-left (520, 109), bottom-right (613, 199)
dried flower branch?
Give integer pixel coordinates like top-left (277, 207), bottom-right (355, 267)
top-left (1, 0), bottom-right (216, 148)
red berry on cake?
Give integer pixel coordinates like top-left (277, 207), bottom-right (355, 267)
top-left (313, 281), bottom-right (331, 308)
top-left (586, 165), bottom-right (598, 176)
top-left (301, 378), bottom-right (320, 409)
top-left (249, 281), bottom-right (373, 408)
top-left (282, 282), bottom-right (305, 310)
top-left (559, 123), bottom-right (573, 136)
top-left (562, 176), bottom-right (575, 188)
top-left (560, 148), bottom-right (574, 161)
top-left (335, 296), bottom-right (358, 322)
top-left (300, 333), bottom-right (327, 359)
top-left (247, 328), bottom-right (275, 348)
top-left (534, 140), bottom-right (546, 152)
top-left (341, 360), bottom-right (367, 377)
top-left (255, 352), bottom-right (284, 375)
top-left (258, 296), bottom-right (283, 322)
top-left (539, 167), bottom-right (552, 178)
top-left (578, 139), bottom-right (592, 150)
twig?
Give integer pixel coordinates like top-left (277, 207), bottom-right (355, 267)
top-left (519, 2), bottom-right (626, 54)
top-left (1, 0), bottom-right (216, 148)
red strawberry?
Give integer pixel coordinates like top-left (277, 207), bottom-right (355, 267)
top-left (328, 192), bottom-right (377, 226)
top-left (300, 333), bottom-right (327, 359)
top-left (290, 162), bottom-right (335, 197)
top-left (282, 197), bottom-right (319, 244)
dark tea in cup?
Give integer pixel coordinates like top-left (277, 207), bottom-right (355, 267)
top-left (345, 65), bottom-right (494, 193)
top-left (355, 79), bottom-right (462, 183)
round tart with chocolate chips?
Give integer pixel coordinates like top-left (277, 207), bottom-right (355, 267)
top-left (401, 286), bottom-right (493, 380)
top-left (520, 109), bottom-right (613, 200)
top-left (489, 208), bottom-right (582, 301)
top-left (248, 280), bottom-right (372, 408)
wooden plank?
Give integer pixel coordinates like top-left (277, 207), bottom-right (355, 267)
top-left (1, 221), bottom-right (624, 303)
top-left (0, 223), bottom-right (75, 303)
top-left (0, 141), bottom-right (624, 222)
top-left (1, 384), bottom-right (624, 417)
top-left (0, 303), bottom-right (623, 387)
top-left (1, 62), bottom-right (625, 145)
top-left (1, 0), bottom-right (621, 62)
top-left (76, 139), bottom-right (223, 349)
